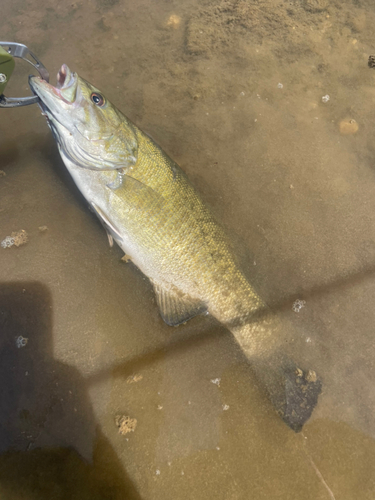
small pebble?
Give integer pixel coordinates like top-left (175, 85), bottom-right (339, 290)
top-left (222, 404), bottom-right (230, 411)
top-left (321, 94), bottom-right (330, 103)
top-left (277, 82), bottom-right (283, 89)
top-left (38, 226), bottom-right (48, 232)
top-left (211, 378), bottom-right (221, 386)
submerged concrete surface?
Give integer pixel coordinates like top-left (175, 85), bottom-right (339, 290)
top-left (1, 0), bottom-right (375, 498)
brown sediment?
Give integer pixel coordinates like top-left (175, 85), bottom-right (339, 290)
top-left (115, 415), bottom-right (137, 435)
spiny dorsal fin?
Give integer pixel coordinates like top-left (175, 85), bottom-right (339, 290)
top-left (153, 282), bottom-right (206, 326)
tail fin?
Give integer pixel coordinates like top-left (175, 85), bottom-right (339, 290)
top-left (229, 314), bottom-right (322, 432)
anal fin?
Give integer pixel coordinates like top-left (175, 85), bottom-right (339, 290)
top-left (153, 283), bottom-right (206, 326)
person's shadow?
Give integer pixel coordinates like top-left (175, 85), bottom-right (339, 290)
top-left (0, 282), bottom-right (141, 500)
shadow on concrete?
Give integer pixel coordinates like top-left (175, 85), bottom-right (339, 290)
top-left (0, 282), bottom-right (141, 500)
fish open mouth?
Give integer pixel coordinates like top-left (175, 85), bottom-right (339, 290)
top-left (29, 63), bottom-right (78, 109)
top-left (56, 64), bottom-right (75, 90)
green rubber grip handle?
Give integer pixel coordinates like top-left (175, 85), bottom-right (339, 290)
top-left (0, 46), bottom-right (15, 95)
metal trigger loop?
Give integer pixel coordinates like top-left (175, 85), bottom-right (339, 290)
top-left (0, 42), bottom-right (49, 108)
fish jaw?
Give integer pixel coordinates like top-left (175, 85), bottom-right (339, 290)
top-left (29, 66), bottom-right (79, 134)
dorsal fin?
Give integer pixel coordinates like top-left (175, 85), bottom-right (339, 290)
top-left (153, 282), bottom-right (206, 326)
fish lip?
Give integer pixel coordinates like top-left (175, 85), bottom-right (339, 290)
top-left (29, 65), bottom-right (76, 106)
top-left (29, 75), bottom-right (69, 142)
top-left (29, 75), bottom-right (50, 114)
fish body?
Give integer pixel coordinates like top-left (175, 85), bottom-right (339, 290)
top-left (29, 66), bottom-right (321, 430)
top-left (62, 129), bottom-right (265, 336)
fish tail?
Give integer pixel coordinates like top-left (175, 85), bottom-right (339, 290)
top-left (209, 283), bottom-right (322, 432)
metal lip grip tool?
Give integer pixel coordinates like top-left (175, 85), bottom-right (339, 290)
top-left (0, 42), bottom-right (49, 108)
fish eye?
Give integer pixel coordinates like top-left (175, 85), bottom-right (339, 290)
top-left (91, 92), bottom-right (105, 107)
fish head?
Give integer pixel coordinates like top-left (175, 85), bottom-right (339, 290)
top-left (29, 64), bottom-right (138, 171)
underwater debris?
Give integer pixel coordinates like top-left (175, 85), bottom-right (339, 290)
top-left (115, 415), bottom-right (137, 435)
top-left (1, 236), bottom-right (14, 248)
top-left (1, 230), bottom-right (28, 248)
top-left (166, 14), bottom-right (181, 29)
top-left (292, 299), bottom-right (306, 313)
top-left (222, 404), bottom-right (230, 411)
top-left (277, 82), bottom-right (283, 89)
top-left (12, 230), bottom-right (28, 246)
top-left (211, 378), bottom-right (221, 386)
top-left (0, 170), bottom-right (6, 176)
top-left (16, 336), bottom-right (28, 348)
top-left (321, 94), bottom-right (330, 103)
top-left (38, 225), bottom-right (48, 232)
top-left (126, 374), bottom-right (143, 384)
top-left (121, 254), bottom-right (132, 263)
top-left (306, 370), bottom-right (318, 383)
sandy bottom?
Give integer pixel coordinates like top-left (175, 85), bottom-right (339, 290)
top-left (1, 0), bottom-right (375, 498)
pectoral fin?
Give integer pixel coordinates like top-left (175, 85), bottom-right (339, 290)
top-left (110, 173), bottom-right (165, 205)
top-left (91, 202), bottom-right (123, 246)
top-left (153, 282), bottom-right (207, 326)
top-left (107, 168), bottom-right (126, 190)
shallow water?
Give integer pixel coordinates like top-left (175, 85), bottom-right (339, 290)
top-left (1, 0), bottom-right (375, 498)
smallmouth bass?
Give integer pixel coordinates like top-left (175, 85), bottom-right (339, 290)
top-left (29, 65), bottom-right (321, 431)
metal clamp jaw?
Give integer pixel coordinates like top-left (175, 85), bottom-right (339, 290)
top-left (0, 42), bottom-right (49, 108)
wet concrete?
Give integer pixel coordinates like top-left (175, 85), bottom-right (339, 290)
top-left (1, 0), bottom-right (375, 498)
